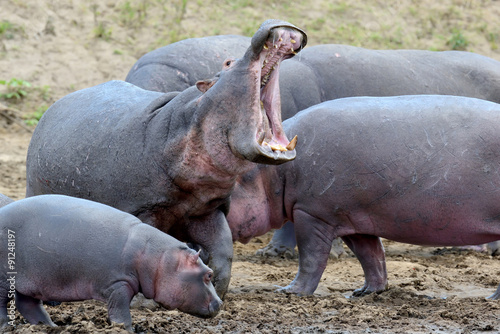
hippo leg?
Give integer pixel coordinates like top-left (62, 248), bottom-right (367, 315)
top-left (278, 211), bottom-right (335, 295)
top-left (106, 283), bottom-right (135, 331)
top-left (15, 291), bottom-right (55, 326)
top-left (184, 209), bottom-right (233, 299)
top-left (341, 235), bottom-right (388, 296)
top-left (487, 284), bottom-right (500, 300)
top-left (257, 222), bottom-right (345, 259)
top-left (256, 221), bottom-right (296, 258)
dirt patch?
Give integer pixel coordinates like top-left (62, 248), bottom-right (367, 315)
top-left (1, 0), bottom-right (500, 333)
top-left (3, 230), bottom-right (500, 333)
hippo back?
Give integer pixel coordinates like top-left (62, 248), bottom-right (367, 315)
top-left (279, 44), bottom-right (500, 120)
top-left (125, 35), bottom-right (251, 92)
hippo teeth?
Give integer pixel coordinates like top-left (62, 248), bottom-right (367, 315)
top-left (261, 136), bottom-right (297, 152)
top-left (286, 135), bottom-right (297, 151)
top-left (260, 43), bottom-right (289, 87)
top-left (262, 141), bottom-right (287, 152)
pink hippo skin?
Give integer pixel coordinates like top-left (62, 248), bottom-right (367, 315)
top-left (0, 195), bottom-right (221, 331)
top-left (227, 95), bottom-right (500, 299)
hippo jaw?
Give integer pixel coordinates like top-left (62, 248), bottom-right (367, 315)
top-left (237, 20), bottom-right (307, 165)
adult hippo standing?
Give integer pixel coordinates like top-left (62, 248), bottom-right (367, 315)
top-left (25, 19), bottom-right (307, 298)
top-left (227, 95), bottom-right (500, 299)
top-left (260, 44), bottom-right (500, 257)
top-left (125, 39), bottom-right (500, 257)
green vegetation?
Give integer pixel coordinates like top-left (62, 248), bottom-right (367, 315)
top-left (487, 32), bottom-right (499, 51)
top-left (118, 1), bottom-right (149, 27)
top-left (447, 30), bottom-right (468, 50)
top-left (93, 22), bottom-right (112, 40)
top-left (0, 78), bottom-right (31, 100)
top-left (23, 104), bottom-right (48, 126)
top-left (0, 21), bottom-right (13, 36)
top-left (0, 20), bottom-right (24, 40)
top-left (91, 4), bottom-right (112, 40)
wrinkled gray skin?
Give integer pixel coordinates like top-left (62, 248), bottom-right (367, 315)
top-left (227, 95), bottom-right (500, 299)
top-left (0, 194), bottom-right (13, 208)
top-left (126, 35), bottom-right (251, 93)
top-left (0, 195), bottom-right (221, 331)
top-left (25, 19), bottom-right (307, 299)
top-left (126, 39), bottom-right (500, 257)
top-left (267, 44), bottom-right (500, 257)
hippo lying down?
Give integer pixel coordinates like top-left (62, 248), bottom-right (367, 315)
top-left (227, 95), bottom-right (500, 299)
top-left (0, 195), bottom-right (221, 331)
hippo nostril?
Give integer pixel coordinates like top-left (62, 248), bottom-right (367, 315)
top-left (209, 298), bottom-right (222, 315)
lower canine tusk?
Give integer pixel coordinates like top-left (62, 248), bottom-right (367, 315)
top-left (286, 135), bottom-right (298, 151)
top-left (257, 132), bottom-right (266, 145)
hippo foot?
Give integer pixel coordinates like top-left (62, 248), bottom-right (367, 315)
top-left (129, 293), bottom-right (159, 310)
top-left (458, 241), bottom-right (500, 255)
top-left (274, 284), bottom-right (312, 296)
top-left (255, 244), bottom-right (296, 259)
top-left (351, 287), bottom-right (374, 297)
top-left (487, 241), bottom-right (500, 256)
top-left (486, 286), bottom-right (500, 300)
top-left (351, 284), bottom-right (387, 297)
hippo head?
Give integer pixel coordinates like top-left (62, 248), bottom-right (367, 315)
top-left (194, 19), bottom-right (307, 165)
top-left (154, 247), bottom-right (222, 318)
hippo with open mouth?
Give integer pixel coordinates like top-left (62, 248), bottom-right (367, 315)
top-left (25, 19), bottom-right (307, 298)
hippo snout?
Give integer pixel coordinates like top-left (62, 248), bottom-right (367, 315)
top-left (208, 297), bottom-right (223, 317)
top-left (194, 296), bottom-right (222, 319)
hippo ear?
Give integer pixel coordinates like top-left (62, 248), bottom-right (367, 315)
top-left (196, 79), bottom-right (216, 93)
top-left (177, 249), bottom-right (201, 271)
top-left (190, 250), bottom-right (201, 265)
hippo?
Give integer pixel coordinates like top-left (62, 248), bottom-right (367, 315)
top-left (125, 35), bottom-right (251, 93)
top-left (125, 39), bottom-right (500, 257)
top-left (263, 44), bottom-right (500, 257)
top-left (0, 194), bottom-right (13, 208)
top-left (0, 195), bottom-right (222, 331)
top-left (226, 95), bottom-right (500, 299)
top-left (25, 19), bottom-right (307, 298)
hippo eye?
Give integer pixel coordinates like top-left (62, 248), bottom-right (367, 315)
top-left (222, 58), bottom-right (236, 70)
top-left (205, 271), bottom-right (213, 283)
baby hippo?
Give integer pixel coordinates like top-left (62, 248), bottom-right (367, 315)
top-left (0, 195), bottom-right (221, 331)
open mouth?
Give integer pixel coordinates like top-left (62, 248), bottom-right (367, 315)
top-left (256, 26), bottom-right (304, 156)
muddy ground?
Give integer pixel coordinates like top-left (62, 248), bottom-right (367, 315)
top-left (1, 0), bottom-right (500, 333)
